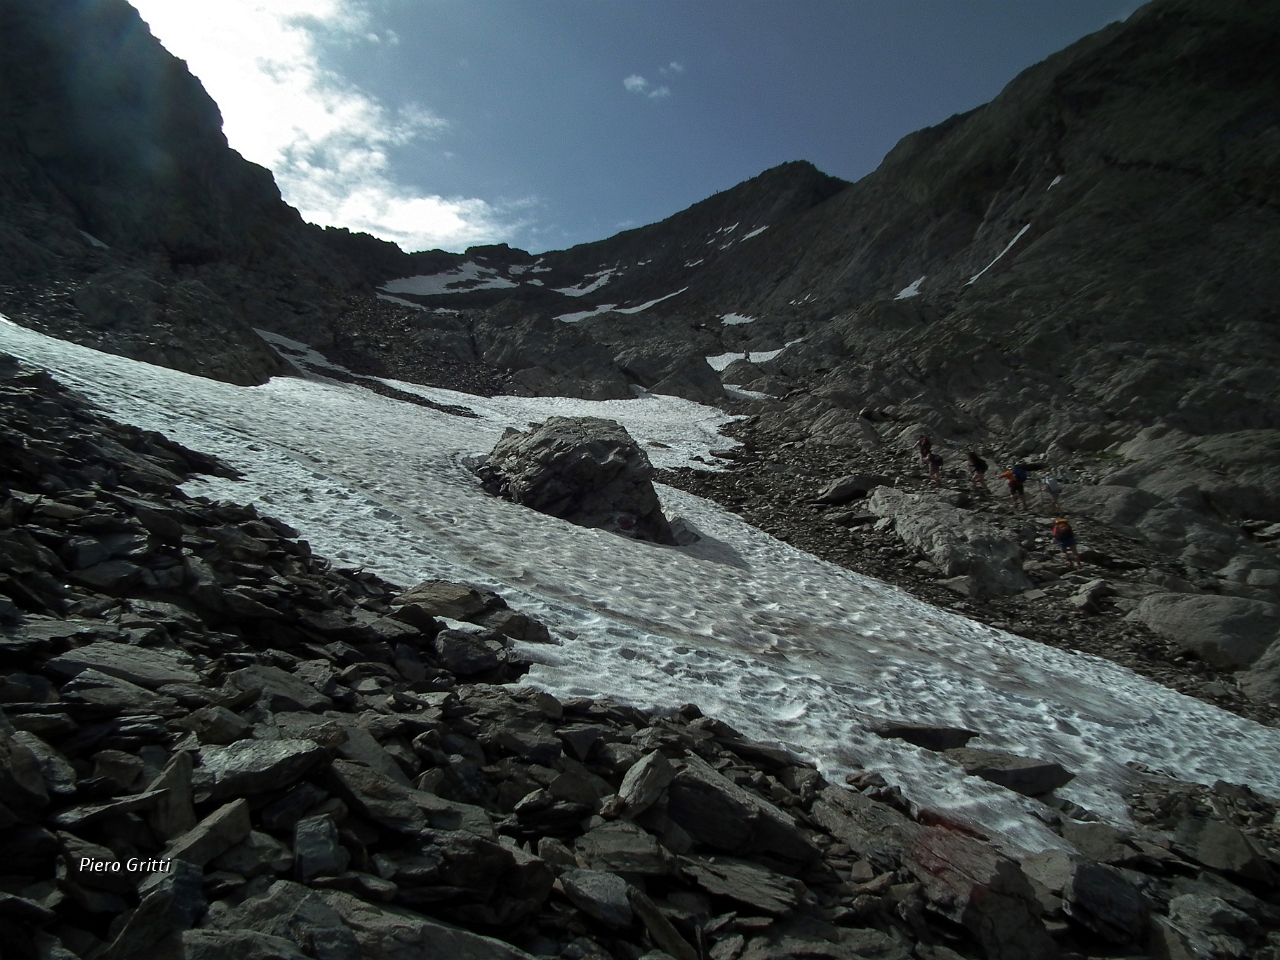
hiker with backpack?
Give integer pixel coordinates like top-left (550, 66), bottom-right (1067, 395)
top-left (966, 451), bottom-right (988, 489)
top-left (914, 434), bottom-right (932, 466)
top-left (1043, 474), bottom-right (1064, 510)
top-left (1052, 517), bottom-right (1082, 571)
top-left (927, 451), bottom-right (944, 488)
top-left (1001, 463), bottom-right (1028, 509)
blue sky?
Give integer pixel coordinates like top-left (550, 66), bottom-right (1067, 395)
top-left (133, 0), bottom-right (1143, 254)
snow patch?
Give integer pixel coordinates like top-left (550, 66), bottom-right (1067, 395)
top-left (1048, 175), bottom-right (1063, 190)
top-left (895, 276), bottom-right (926, 300)
top-left (720, 313), bottom-right (756, 326)
top-left (6, 320), bottom-right (1280, 854)
top-left (381, 262), bottom-right (518, 296)
top-left (967, 224), bottom-right (1031, 285)
top-left (80, 230), bottom-right (109, 249)
top-left (556, 288), bottom-right (687, 323)
top-left (684, 259), bottom-right (703, 268)
top-left (554, 269), bottom-right (617, 298)
top-left (740, 226), bottom-right (768, 240)
top-left (376, 293), bottom-right (427, 310)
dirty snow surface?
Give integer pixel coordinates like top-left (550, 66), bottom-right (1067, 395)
top-left (5, 318), bottom-right (1280, 855)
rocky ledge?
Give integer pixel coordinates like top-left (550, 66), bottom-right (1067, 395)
top-left (2, 355), bottom-right (1280, 960)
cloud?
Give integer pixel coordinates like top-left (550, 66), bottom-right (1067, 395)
top-left (624, 73), bottom-right (671, 98)
top-left (660, 61), bottom-right (684, 74)
top-left (130, 0), bottom-right (518, 251)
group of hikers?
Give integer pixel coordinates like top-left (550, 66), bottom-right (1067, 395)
top-left (913, 434), bottom-right (1082, 571)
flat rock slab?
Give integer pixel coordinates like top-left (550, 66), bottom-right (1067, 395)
top-left (560, 869), bottom-right (632, 928)
top-left (45, 641), bottom-right (201, 689)
top-left (327, 759), bottom-right (493, 838)
top-left (1172, 817), bottom-right (1275, 883)
top-left (226, 665), bottom-right (332, 712)
top-left (943, 748), bottom-right (1074, 796)
top-left (1130, 593), bottom-right (1280, 669)
top-left (871, 721), bottom-right (977, 751)
top-left (575, 820), bottom-right (670, 875)
top-left (681, 855), bottom-right (806, 917)
top-left (813, 474), bottom-right (890, 505)
top-left (200, 738), bottom-right (330, 799)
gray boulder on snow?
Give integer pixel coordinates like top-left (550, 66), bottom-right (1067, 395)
top-left (867, 486), bottom-right (1033, 598)
top-left (476, 416), bottom-right (676, 545)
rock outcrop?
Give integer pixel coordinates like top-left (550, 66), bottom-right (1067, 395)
top-left (477, 417), bottom-right (676, 545)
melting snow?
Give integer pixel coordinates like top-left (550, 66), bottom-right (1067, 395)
top-left (706, 352), bottom-right (747, 371)
top-left (967, 224), bottom-right (1031, 285)
top-left (684, 259), bottom-right (703, 268)
top-left (554, 269), bottom-right (617, 298)
top-left (376, 294), bottom-right (427, 310)
top-left (556, 289), bottom-right (687, 323)
top-left (720, 313), bottom-right (757, 325)
top-left (1048, 175), bottom-right (1063, 190)
top-left (6, 317), bottom-right (1280, 855)
top-left (381, 263), bottom-right (518, 296)
top-left (895, 276), bottom-right (926, 300)
top-left (740, 226), bottom-right (769, 240)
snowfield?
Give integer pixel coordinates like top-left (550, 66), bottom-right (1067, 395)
top-left (5, 318), bottom-right (1280, 857)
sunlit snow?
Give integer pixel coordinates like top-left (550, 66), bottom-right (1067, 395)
top-left (5, 317), bottom-right (1280, 856)
top-left (556, 288), bottom-right (687, 323)
top-left (720, 313), bottom-right (756, 325)
top-left (740, 226), bottom-right (769, 240)
top-left (967, 224), bottom-right (1031, 285)
top-left (381, 262), bottom-right (517, 296)
top-left (554, 269), bottom-right (616, 298)
top-left (895, 276), bottom-right (926, 300)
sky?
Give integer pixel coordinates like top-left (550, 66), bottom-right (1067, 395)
top-left (131, 0), bottom-right (1144, 255)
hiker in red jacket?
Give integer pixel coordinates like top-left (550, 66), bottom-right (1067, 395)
top-left (1052, 517), bottom-right (1082, 571)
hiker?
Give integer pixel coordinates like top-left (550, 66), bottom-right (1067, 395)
top-left (914, 434), bottom-right (932, 462)
top-left (1043, 474), bottom-right (1064, 510)
top-left (1001, 463), bottom-right (1028, 509)
top-left (966, 450), bottom-right (988, 489)
top-left (927, 451), bottom-right (944, 488)
top-left (1052, 517), bottom-right (1082, 570)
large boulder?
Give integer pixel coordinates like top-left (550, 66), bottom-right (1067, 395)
top-left (1240, 638), bottom-right (1280, 704)
top-left (867, 487), bottom-right (1032, 597)
top-left (477, 417), bottom-right (676, 545)
top-left (1128, 594), bottom-right (1280, 669)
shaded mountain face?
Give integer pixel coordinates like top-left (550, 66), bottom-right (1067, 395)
top-left (0, 0), bottom-right (398, 382)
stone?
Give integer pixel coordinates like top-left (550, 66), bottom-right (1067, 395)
top-left (943, 748), bottom-right (1074, 796)
top-left (165, 798), bottom-right (252, 865)
top-left (1171, 817), bottom-right (1275, 883)
top-left (867, 487), bottom-right (1033, 597)
top-left (208, 879), bottom-right (361, 960)
top-left (618, 749), bottom-right (675, 816)
top-left (560, 869), bottom-right (633, 928)
top-left (737, 917), bottom-right (911, 960)
top-left (294, 813), bottom-right (350, 882)
top-left (0, 730), bottom-right (49, 817)
top-left (45, 641), bottom-right (201, 689)
top-left (1061, 861), bottom-right (1150, 944)
top-left (396, 581), bottom-right (489, 620)
top-left (174, 705), bottom-right (251, 744)
top-left (61, 832), bottom-right (137, 894)
top-left (146, 750), bottom-right (198, 839)
top-left (870, 721), bottom-right (977, 751)
top-left (48, 787), bottom-right (168, 829)
top-left (1240, 637), bottom-right (1280, 704)
top-left (476, 417), bottom-right (676, 544)
top-left (225, 665), bottom-right (332, 712)
top-left (1059, 818), bottom-right (1134, 864)
top-left (320, 888), bottom-right (538, 959)
top-left (667, 755), bottom-right (819, 863)
top-left (812, 474), bottom-right (890, 505)
top-left (180, 930), bottom-right (308, 960)
top-left (629, 887), bottom-right (698, 960)
top-left (681, 856), bottom-right (806, 917)
top-left (200, 739), bottom-right (329, 799)
top-left (428, 629), bottom-right (504, 677)
top-left (61, 668), bottom-right (178, 713)
top-left (1129, 594), bottom-right (1280, 669)
top-left (212, 829), bottom-right (294, 878)
top-left (10, 731), bottom-right (76, 797)
top-left (67, 559), bottom-right (144, 593)
top-left (575, 820), bottom-right (670, 875)
top-left (809, 785), bottom-right (918, 872)
top-left (327, 759), bottom-right (493, 837)
top-left (474, 607), bottom-right (552, 644)
top-left (336, 725), bottom-right (411, 786)
top-left (100, 859), bottom-right (205, 960)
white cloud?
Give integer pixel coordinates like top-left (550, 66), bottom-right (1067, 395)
top-left (661, 61), bottom-right (684, 74)
top-left (130, 0), bottom-right (519, 251)
top-left (623, 74), bottom-right (649, 93)
top-left (648, 85), bottom-right (670, 99)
